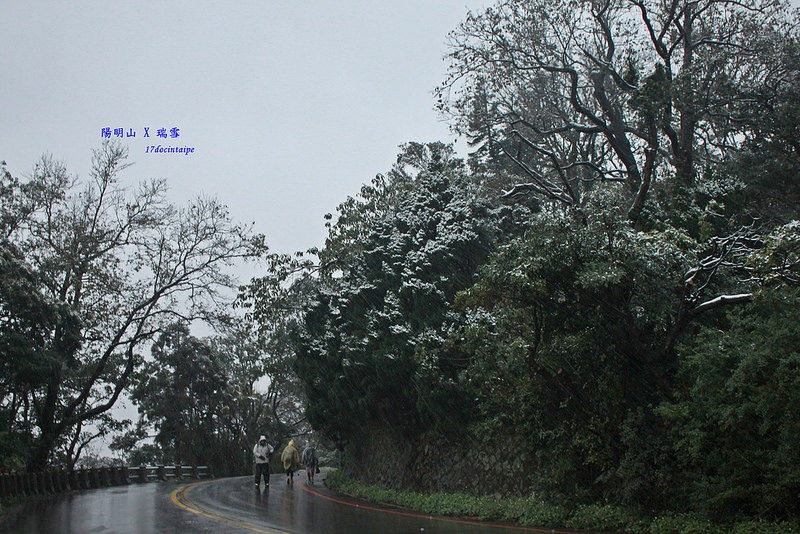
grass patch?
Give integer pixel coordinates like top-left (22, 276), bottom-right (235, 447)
top-left (324, 470), bottom-right (800, 533)
top-left (324, 470), bottom-right (569, 530)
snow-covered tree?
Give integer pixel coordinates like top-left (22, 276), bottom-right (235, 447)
top-left (243, 143), bottom-right (523, 446)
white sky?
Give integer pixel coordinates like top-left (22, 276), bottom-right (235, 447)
top-left (1, 1), bottom-right (487, 264)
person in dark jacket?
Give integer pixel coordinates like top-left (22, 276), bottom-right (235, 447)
top-left (253, 436), bottom-right (273, 487)
top-left (302, 441), bottom-right (318, 483)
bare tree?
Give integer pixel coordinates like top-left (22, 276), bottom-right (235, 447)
top-left (439, 0), bottom-right (797, 223)
top-left (3, 142), bottom-right (266, 469)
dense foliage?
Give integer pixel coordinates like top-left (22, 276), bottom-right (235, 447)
top-left (454, 194), bottom-right (692, 504)
top-left (126, 322), bottom-right (306, 476)
top-left (292, 143), bottom-right (523, 444)
top-left (131, 324), bottom-right (230, 469)
top-left (0, 241), bottom-right (80, 469)
top-left (661, 288), bottom-right (800, 520)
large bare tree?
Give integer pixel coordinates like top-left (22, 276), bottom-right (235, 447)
top-left (2, 142), bottom-right (265, 469)
top-left (439, 0), bottom-right (798, 223)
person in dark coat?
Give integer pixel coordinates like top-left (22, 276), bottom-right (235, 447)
top-left (302, 441), bottom-right (318, 483)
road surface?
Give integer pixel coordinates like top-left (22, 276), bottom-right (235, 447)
top-left (4, 472), bottom-right (580, 533)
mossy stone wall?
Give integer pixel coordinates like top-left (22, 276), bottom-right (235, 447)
top-left (342, 427), bottom-right (535, 496)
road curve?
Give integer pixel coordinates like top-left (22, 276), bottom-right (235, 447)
top-left (4, 472), bottom-right (582, 533)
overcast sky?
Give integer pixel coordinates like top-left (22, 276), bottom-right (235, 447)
top-left (2, 0), bottom-right (487, 265)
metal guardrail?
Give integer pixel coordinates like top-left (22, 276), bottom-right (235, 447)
top-left (0, 464), bottom-right (214, 499)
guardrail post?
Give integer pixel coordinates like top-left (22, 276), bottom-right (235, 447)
top-left (88, 467), bottom-right (98, 488)
top-left (6, 473), bottom-right (16, 498)
top-left (80, 467), bottom-right (90, 489)
top-left (11, 473), bottom-right (20, 497)
top-left (110, 466), bottom-right (121, 486)
top-left (43, 470), bottom-right (55, 493)
top-left (157, 465), bottom-right (166, 481)
top-left (191, 464), bottom-right (199, 479)
top-left (120, 465), bottom-right (130, 485)
top-left (48, 469), bottom-right (58, 493)
top-left (53, 467), bottom-right (68, 493)
top-left (174, 464), bottom-right (183, 480)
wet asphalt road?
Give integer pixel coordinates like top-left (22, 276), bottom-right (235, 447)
top-left (4, 472), bottom-right (578, 533)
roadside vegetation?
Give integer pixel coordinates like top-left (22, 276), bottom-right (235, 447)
top-left (326, 470), bottom-right (800, 534)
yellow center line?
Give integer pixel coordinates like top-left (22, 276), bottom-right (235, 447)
top-left (170, 480), bottom-right (290, 534)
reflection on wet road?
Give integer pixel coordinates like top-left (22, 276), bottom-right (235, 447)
top-left (5, 473), bottom-right (578, 533)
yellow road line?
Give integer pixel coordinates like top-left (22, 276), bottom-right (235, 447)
top-left (170, 480), bottom-right (290, 534)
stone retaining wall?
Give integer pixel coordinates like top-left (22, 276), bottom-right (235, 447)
top-left (342, 427), bottom-right (535, 496)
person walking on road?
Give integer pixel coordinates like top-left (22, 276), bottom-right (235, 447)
top-left (281, 439), bottom-right (301, 484)
top-left (302, 441), bottom-right (319, 483)
top-left (253, 436), bottom-right (273, 487)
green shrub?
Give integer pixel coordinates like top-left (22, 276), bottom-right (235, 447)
top-left (662, 289), bottom-right (800, 520)
top-left (728, 520), bottom-right (800, 534)
top-left (517, 501), bottom-right (570, 529)
top-left (566, 503), bottom-right (643, 531)
top-left (648, 513), bottom-right (723, 534)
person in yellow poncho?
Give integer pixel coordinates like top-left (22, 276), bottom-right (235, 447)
top-left (280, 439), bottom-right (301, 484)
